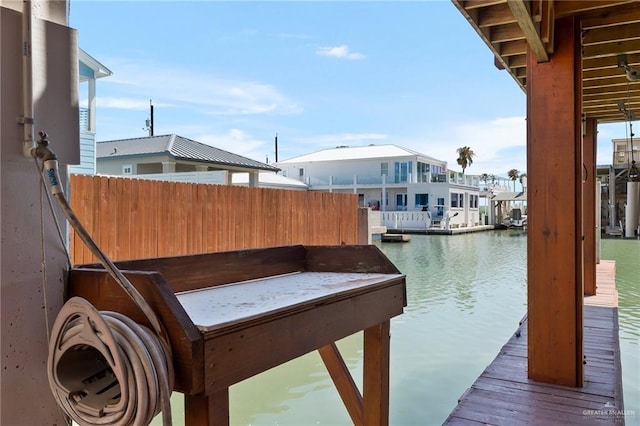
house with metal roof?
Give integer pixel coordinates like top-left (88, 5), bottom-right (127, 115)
top-left (276, 144), bottom-right (482, 230)
top-left (96, 134), bottom-right (280, 187)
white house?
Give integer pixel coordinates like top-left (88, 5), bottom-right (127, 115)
top-left (276, 144), bottom-right (482, 230)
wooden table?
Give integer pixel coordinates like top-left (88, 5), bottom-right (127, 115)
top-left (70, 245), bottom-right (407, 425)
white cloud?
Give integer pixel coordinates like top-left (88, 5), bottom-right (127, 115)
top-left (394, 116), bottom-right (527, 176)
top-left (99, 58), bottom-right (302, 116)
top-left (316, 45), bottom-right (366, 60)
top-left (192, 128), bottom-right (269, 161)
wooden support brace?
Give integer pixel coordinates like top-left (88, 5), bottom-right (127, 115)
top-left (318, 343), bottom-right (364, 426)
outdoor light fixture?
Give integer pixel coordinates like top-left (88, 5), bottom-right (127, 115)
top-left (617, 53), bottom-right (640, 82)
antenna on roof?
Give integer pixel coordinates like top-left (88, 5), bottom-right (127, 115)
top-left (275, 133), bottom-right (279, 163)
top-left (143, 100), bottom-right (154, 136)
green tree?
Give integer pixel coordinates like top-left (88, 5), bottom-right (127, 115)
top-left (480, 173), bottom-right (489, 190)
top-left (508, 169), bottom-right (520, 191)
top-left (519, 172), bottom-right (527, 190)
top-left (456, 146), bottom-right (475, 174)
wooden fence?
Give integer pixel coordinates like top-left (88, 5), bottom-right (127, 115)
top-left (69, 175), bottom-right (359, 264)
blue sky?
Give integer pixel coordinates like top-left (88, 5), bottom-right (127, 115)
top-left (70, 1), bottom-right (632, 177)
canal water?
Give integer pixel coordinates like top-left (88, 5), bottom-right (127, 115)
top-left (157, 232), bottom-right (639, 425)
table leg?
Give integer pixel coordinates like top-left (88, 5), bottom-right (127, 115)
top-left (185, 388), bottom-right (230, 426)
top-left (363, 321), bottom-right (390, 426)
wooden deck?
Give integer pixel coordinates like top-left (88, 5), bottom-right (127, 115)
top-left (444, 260), bottom-right (625, 425)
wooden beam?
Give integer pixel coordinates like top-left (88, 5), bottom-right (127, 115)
top-left (582, 38), bottom-right (640, 59)
top-left (507, 0), bottom-right (549, 61)
top-left (463, 0), bottom-right (507, 10)
top-left (583, 75), bottom-right (639, 88)
top-left (581, 2), bottom-right (640, 29)
top-left (584, 88), bottom-right (640, 103)
top-left (478, 3), bottom-right (517, 27)
top-left (318, 343), bottom-right (364, 426)
top-left (508, 54), bottom-right (527, 68)
top-left (583, 118), bottom-right (597, 297)
top-left (583, 22), bottom-right (640, 46)
top-left (491, 22), bottom-right (526, 43)
top-left (554, 1), bottom-right (635, 18)
top-left (499, 39), bottom-right (528, 56)
top-left (526, 16), bottom-right (584, 387)
top-left (363, 321), bottom-right (390, 426)
top-left (583, 52), bottom-right (640, 71)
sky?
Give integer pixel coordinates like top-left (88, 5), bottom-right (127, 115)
top-left (70, 1), bottom-right (635, 178)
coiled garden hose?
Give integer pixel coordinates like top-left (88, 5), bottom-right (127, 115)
top-left (33, 132), bottom-right (174, 425)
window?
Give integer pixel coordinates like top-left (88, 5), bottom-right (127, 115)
top-left (451, 193), bottom-right (459, 208)
top-left (394, 161), bottom-right (412, 183)
top-left (299, 168), bottom-right (304, 177)
top-left (122, 165), bottom-right (132, 175)
top-left (381, 163), bottom-right (388, 176)
top-left (417, 162), bottom-right (430, 183)
top-left (415, 193), bottom-right (429, 206)
top-left (459, 194), bottom-right (464, 208)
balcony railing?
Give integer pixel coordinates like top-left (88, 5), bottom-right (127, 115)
top-left (304, 172), bottom-right (481, 188)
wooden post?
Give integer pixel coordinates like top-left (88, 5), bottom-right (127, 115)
top-left (526, 16), bottom-right (584, 387)
top-left (185, 390), bottom-right (229, 426)
top-left (358, 207), bottom-right (370, 245)
top-left (583, 118), bottom-right (597, 296)
top-left (363, 321), bottom-right (390, 426)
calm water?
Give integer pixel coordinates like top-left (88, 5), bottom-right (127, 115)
top-left (157, 233), bottom-right (639, 425)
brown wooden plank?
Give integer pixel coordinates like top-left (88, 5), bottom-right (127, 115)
top-left (81, 245), bottom-right (307, 293)
top-left (526, 16), bottom-right (583, 387)
top-left (318, 343), bottom-right (363, 426)
top-left (363, 321), bottom-right (390, 426)
top-left (305, 245), bottom-right (404, 275)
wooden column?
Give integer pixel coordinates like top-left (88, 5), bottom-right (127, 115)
top-left (185, 390), bottom-right (229, 426)
top-left (526, 16), bottom-right (584, 387)
top-left (363, 321), bottom-right (390, 426)
top-left (583, 118), bottom-right (597, 296)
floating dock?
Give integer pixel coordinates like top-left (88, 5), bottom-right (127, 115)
top-left (381, 234), bottom-right (411, 243)
top-left (385, 225), bottom-right (496, 235)
top-left (444, 260), bottom-right (624, 425)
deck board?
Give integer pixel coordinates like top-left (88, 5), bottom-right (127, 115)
top-left (444, 260), bottom-right (625, 425)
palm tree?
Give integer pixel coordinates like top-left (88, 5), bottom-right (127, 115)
top-left (519, 172), bottom-right (527, 190)
top-left (480, 173), bottom-right (489, 191)
top-left (508, 169), bottom-right (520, 191)
top-left (456, 146), bottom-right (475, 174)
